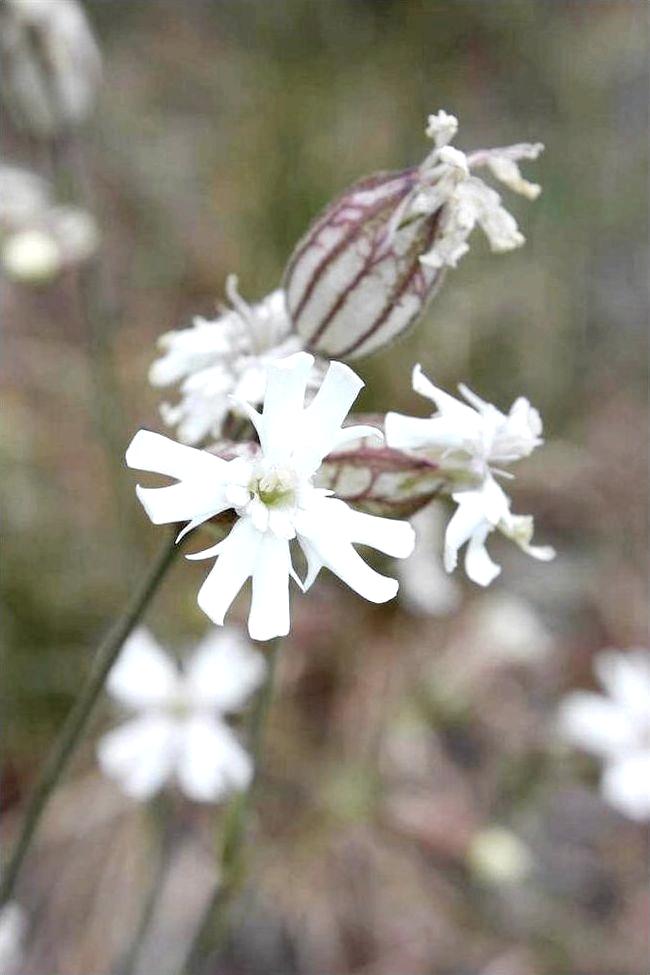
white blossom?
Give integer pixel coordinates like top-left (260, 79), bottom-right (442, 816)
top-left (128, 352), bottom-right (415, 640)
top-left (0, 902), bottom-right (26, 975)
top-left (0, 164), bottom-right (99, 282)
top-left (558, 649), bottom-right (650, 822)
top-left (0, 0), bottom-right (102, 137)
top-left (395, 110), bottom-right (543, 270)
top-left (97, 628), bottom-right (265, 803)
top-left (385, 365), bottom-right (554, 586)
top-left (150, 277), bottom-right (322, 445)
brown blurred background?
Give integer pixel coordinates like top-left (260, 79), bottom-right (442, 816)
top-left (1, 1), bottom-right (648, 973)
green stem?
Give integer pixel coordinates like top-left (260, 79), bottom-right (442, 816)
top-left (0, 533), bottom-right (179, 907)
top-left (179, 640), bottom-right (280, 975)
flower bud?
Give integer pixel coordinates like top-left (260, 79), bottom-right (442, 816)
top-left (284, 110), bottom-right (542, 360)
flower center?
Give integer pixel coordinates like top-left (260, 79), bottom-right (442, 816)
top-left (251, 467), bottom-right (297, 509)
top-left (165, 692), bottom-right (192, 721)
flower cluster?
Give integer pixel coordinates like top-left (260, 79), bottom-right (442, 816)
top-left (149, 276), bottom-right (322, 445)
top-left (558, 649), bottom-right (650, 822)
top-left (98, 628), bottom-right (265, 802)
top-left (386, 366), bottom-right (555, 586)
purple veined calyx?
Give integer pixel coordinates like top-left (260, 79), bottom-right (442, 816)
top-left (283, 109), bottom-right (543, 361)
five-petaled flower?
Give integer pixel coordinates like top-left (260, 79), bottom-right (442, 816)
top-left (558, 649), bottom-right (650, 822)
top-left (385, 365), bottom-right (554, 586)
top-left (127, 352), bottom-right (415, 640)
top-left (97, 627), bottom-right (265, 802)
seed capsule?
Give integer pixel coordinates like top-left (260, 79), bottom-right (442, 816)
top-left (284, 168), bottom-right (446, 361)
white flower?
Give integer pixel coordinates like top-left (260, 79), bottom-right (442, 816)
top-left (1, 228), bottom-right (62, 282)
top-left (0, 164), bottom-right (49, 228)
top-left (0, 164), bottom-right (99, 282)
top-left (396, 504), bottom-right (461, 616)
top-left (0, 0), bottom-right (101, 136)
top-left (0, 902), bottom-right (26, 975)
top-left (467, 826), bottom-right (533, 885)
top-left (97, 628), bottom-right (265, 803)
top-left (385, 365), bottom-right (554, 586)
top-left (150, 277), bottom-right (320, 445)
top-left (127, 352), bottom-right (415, 640)
top-left (558, 649), bottom-right (650, 822)
top-left (394, 110), bottom-right (543, 270)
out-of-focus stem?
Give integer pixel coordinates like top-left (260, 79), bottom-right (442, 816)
top-left (116, 795), bottom-right (175, 975)
top-left (0, 532), bottom-right (180, 908)
top-left (179, 640), bottom-right (280, 975)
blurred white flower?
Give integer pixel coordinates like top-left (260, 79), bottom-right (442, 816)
top-left (1, 228), bottom-right (62, 282)
top-left (0, 164), bottom-right (49, 227)
top-left (127, 352), bottom-right (415, 640)
top-left (97, 627), bottom-right (265, 803)
top-left (467, 593), bottom-right (553, 668)
top-left (0, 164), bottom-right (100, 283)
top-left (0, 0), bottom-right (102, 136)
top-left (396, 504), bottom-right (461, 616)
top-left (393, 111), bottom-right (543, 270)
top-left (558, 649), bottom-right (650, 822)
top-left (150, 277), bottom-right (324, 445)
top-left (386, 366), bottom-right (554, 586)
top-left (467, 826), bottom-right (533, 885)
top-left (0, 902), bottom-right (26, 975)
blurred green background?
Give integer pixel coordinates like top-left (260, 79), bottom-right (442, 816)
top-left (2, 1), bottom-right (648, 972)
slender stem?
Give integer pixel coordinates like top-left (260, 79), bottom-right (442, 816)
top-left (0, 532), bottom-right (179, 906)
top-left (115, 795), bottom-right (175, 975)
top-left (179, 640), bottom-right (280, 975)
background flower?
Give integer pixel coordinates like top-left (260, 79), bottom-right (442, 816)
top-left (97, 627), bottom-right (265, 802)
top-left (558, 649), bottom-right (650, 821)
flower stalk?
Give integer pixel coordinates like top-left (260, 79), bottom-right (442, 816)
top-left (179, 639), bottom-right (280, 975)
top-left (0, 532), bottom-right (180, 908)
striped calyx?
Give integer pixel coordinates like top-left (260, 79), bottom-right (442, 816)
top-left (283, 168), bottom-right (446, 361)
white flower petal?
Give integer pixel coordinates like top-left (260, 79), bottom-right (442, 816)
top-left (97, 715), bottom-right (180, 800)
top-left (126, 429), bottom-right (226, 482)
top-left (558, 692), bottom-right (638, 759)
top-left (106, 628), bottom-right (179, 710)
top-left (135, 480), bottom-right (229, 528)
top-left (297, 536), bottom-right (323, 592)
top-left (330, 499), bottom-right (416, 558)
top-left (183, 628), bottom-right (266, 712)
top-left (595, 650), bottom-right (650, 724)
top-left (196, 518), bottom-right (262, 626)
top-left (248, 534), bottom-right (292, 641)
top-left (176, 717), bottom-right (253, 803)
top-left (385, 411), bottom-right (440, 451)
top-left (412, 364), bottom-right (476, 421)
top-left (259, 351), bottom-right (314, 462)
top-left (443, 493), bottom-right (489, 573)
top-left (464, 521), bottom-right (501, 586)
top-left (294, 360), bottom-right (365, 475)
top-left (330, 424), bottom-right (383, 452)
top-left (298, 513), bottom-right (398, 603)
top-left (601, 752), bottom-right (650, 822)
